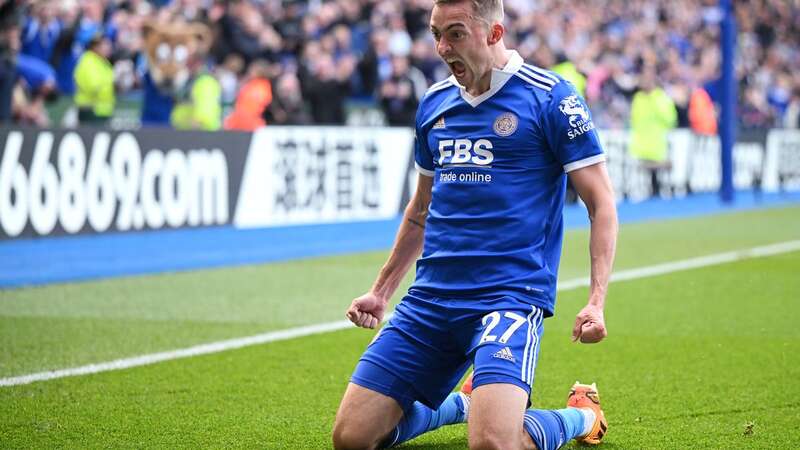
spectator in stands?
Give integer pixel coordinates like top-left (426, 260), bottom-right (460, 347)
top-left (266, 71), bottom-right (312, 126)
top-left (784, 88), bottom-right (800, 129)
top-left (223, 60), bottom-right (272, 131)
top-left (670, 83), bottom-right (691, 129)
top-left (386, 13), bottom-right (412, 59)
top-left (17, 0), bottom-right (61, 117)
top-left (21, 0), bottom-right (61, 66)
top-left (403, 0), bottom-right (431, 39)
top-left (14, 54), bottom-right (56, 126)
top-left (740, 85), bottom-right (774, 130)
top-left (688, 86), bottom-right (717, 136)
top-left (170, 72), bottom-right (222, 131)
top-left (357, 29), bottom-right (391, 97)
top-left (0, 0), bottom-right (51, 127)
top-left (0, 1), bottom-right (20, 123)
top-left (108, 5), bottom-right (143, 94)
top-left (214, 0), bottom-right (276, 65)
top-left (216, 54), bottom-right (244, 107)
top-left (15, 52), bottom-right (56, 99)
top-left (49, 0), bottom-right (85, 96)
top-left (73, 33), bottom-right (114, 125)
top-left (409, 36), bottom-right (447, 85)
top-left (60, 0), bottom-right (107, 96)
top-left (379, 54), bottom-right (420, 127)
top-left (551, 53), bottom-right (586, 97)
top-left (629, 69), bottom-right (678, 198)
top-left (301, 52), bottom-right (353, 125)
top-left (767, 73), bottom-right (793, 124)
top-left (170, 31), bottom-right (222, 132)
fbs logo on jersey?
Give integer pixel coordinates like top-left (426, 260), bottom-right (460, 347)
top-left (492, 346), bottom-right (516, 362)
top-left (437, 139), bottom-right (494, 166)
top-left (559, 95), bottom-right (596, 140)
top-left (433, 116), bottom-right (446, 129)
top-left (493, 112), bottom-right (518, 137)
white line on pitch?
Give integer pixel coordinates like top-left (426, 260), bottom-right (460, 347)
top-left (557, 239), bottom-right (800, 290)
top-left (2, 239), bottom-right (799, 387)
top-left (0, 321), bottom-right (354, 387)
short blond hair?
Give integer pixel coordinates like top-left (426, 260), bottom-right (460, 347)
top-left (434, 0), bottom-right (504, 24)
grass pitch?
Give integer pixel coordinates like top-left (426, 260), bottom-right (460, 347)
top-left (1, 205), bottom-right (799, 449)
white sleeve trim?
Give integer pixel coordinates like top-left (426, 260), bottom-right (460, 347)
top-left (415, 162), bottom-right (435, 177)
top-left (563, 154), bottom-right (606, 173)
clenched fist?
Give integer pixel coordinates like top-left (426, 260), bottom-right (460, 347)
top-left (346, 292), bottom-right (388, 329)
top-left (572, 303), bottom-right (607, 344)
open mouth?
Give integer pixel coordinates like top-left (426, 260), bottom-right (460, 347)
top-left (449, 60), bottom-right (466, 78)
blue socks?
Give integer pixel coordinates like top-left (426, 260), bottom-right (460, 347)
top-left (381, 392), bottom-right (468, 448)
top-left (380, 394), bottom-right (587, 449)
top-left (523, 408), bottom-right (587, 450)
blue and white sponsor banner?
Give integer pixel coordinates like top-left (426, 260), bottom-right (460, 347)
top-left (1, 126), bottom-right (798, 240)
top-left (233, 126), bottom-right (414, 228)
top-left (0, 127), bottom-right (249, 239)
top-left (599, 129), bottom-right (800, 202)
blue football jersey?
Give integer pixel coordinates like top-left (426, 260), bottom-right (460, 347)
top-left (411, 51), bottom-right (605, 316)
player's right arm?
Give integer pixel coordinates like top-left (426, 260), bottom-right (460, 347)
top-left (346, 174), bottom-right (433, 329)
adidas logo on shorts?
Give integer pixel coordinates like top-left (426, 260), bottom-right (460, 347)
top-left (492, 346), bottom-right (515, 362)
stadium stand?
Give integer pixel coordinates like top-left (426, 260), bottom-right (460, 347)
top-left (0, 0), bottom-right (797, 130)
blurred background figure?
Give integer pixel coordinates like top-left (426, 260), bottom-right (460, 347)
top-left (169, 67), bottom-right (221, 131)
top-left (74, 34), bottom-right (114, 125)
top-left (379, 54), bottom-right (424, 127)
top-left (215, 54), bottom-right (244, 110)
top-left (0, 1), bottom-right (21, 124)
top-left (266, 72), bottom-right (312, 126)
top-left (785, 88), bottom-right (800, 129)
top-left (551, 53), bottom-right (586, 98)
top-left (223, 59), bottom-right (272, 131)
top-left (629, 69), bottom-right (678, 198)
top-left (20, 0), bottom-right (61, 68)
top-left (14, 52), bottom-right (56, 126)
top-left (688, 85), bottom-right (718, 136)
top-left (300, 52), bottom-right (352, 125)
top-left (213, 0), bottom-right (280, 66)
top-left (18, 0), bottom-right (60, 114)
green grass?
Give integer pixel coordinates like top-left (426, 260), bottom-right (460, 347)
top-left (2, 206), bottom-right (798, 377)
top-left (1, 205), bottom-right (799, 448)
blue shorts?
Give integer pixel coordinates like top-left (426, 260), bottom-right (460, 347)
top-left (351, 290), bottom-right (545, 411)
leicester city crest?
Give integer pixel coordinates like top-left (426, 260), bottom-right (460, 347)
top-left (493, 112), bottom-right (518, 137)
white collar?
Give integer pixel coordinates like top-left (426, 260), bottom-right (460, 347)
top-left (453, 50), bottom-right (523, 107)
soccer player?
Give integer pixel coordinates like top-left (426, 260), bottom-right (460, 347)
top-left (332, 0), bottom-right (618, 449)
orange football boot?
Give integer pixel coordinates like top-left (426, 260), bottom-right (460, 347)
top-left (460, 372), bottom-right (474, 395)
top-left (566, 382), bottom-right (608, 445)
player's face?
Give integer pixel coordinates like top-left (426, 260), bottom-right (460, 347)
top-left (430, 2), bottom-right (493, 91)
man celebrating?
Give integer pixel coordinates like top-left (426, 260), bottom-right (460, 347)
top-left (333, 1), bottom-right (617, 449)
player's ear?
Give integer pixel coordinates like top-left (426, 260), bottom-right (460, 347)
top-left (487, 22), bottom-right (504, 45)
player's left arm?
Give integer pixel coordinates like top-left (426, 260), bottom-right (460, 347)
top-left (542, 78), bottom-right (618, 343)
top-left (568, 163), bottom-right (618, 343)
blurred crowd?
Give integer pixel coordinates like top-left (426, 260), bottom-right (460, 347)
top-left (0, 0), bottom-right (798, 130)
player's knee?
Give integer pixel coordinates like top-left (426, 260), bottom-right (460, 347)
top-left (468, 435), bottom-right (506, 450)
top-left (331, 421), bottom-right (380, 450)
top-left (469, 428), bottom-right (522, 450)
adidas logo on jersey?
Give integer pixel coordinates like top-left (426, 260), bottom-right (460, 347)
top-left (433, 116), bottom-right (446, 129)
top-left (492, 346), bottom-right (516, 362)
